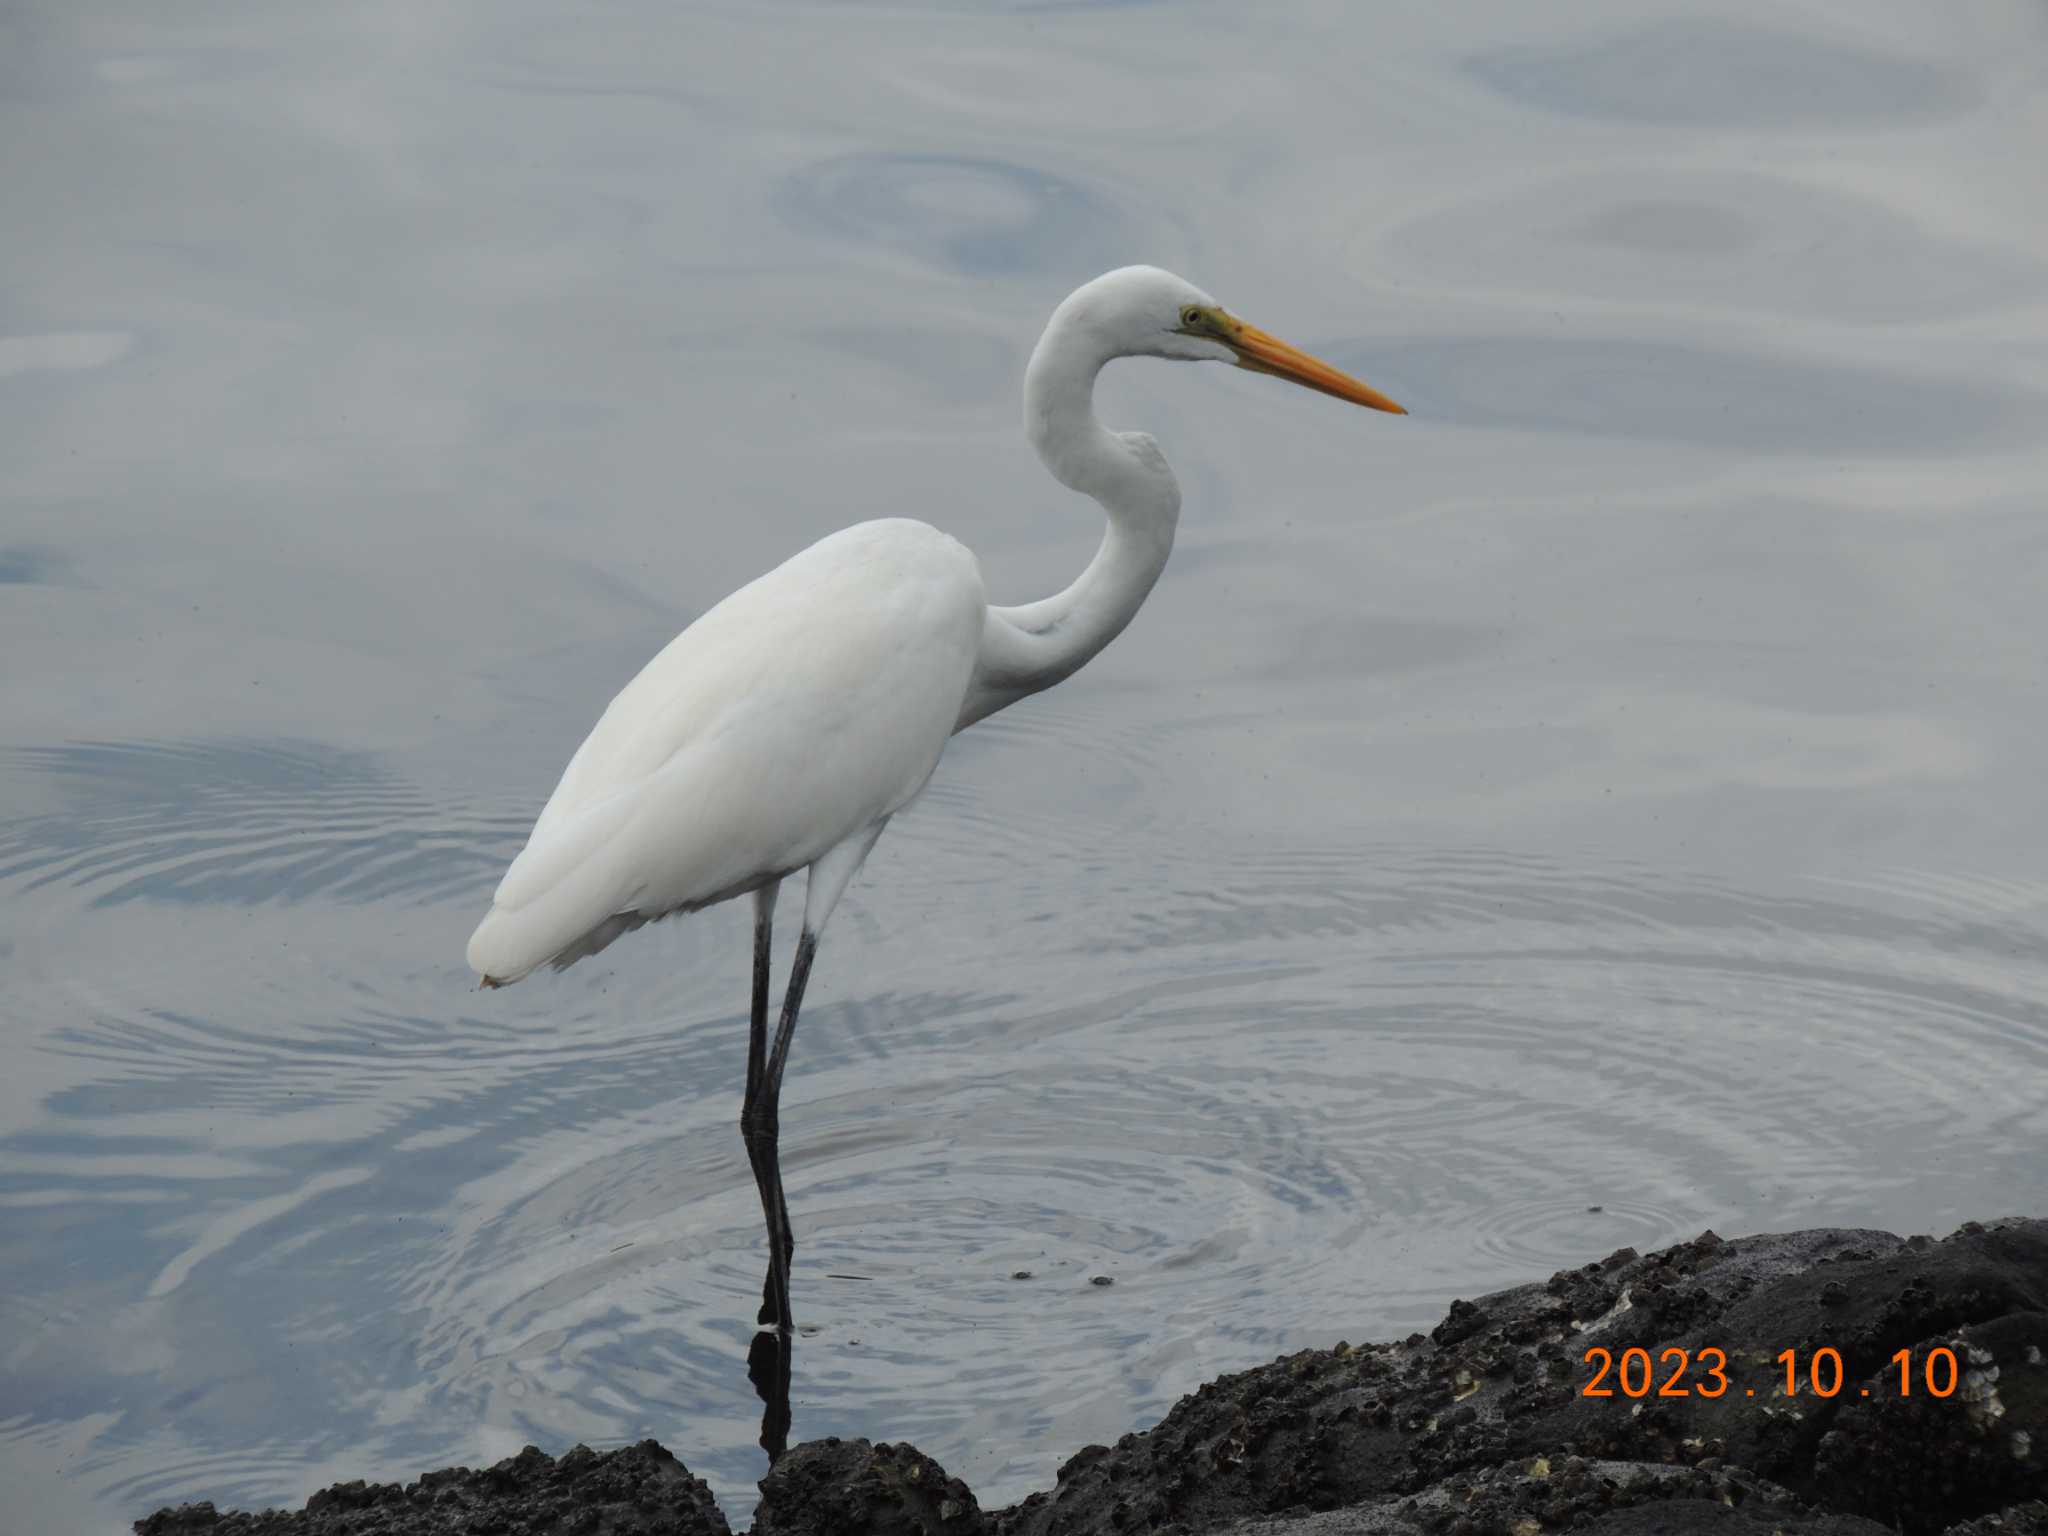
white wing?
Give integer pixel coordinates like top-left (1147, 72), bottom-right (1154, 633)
top-left (468, 519), bottom-right (985, 981)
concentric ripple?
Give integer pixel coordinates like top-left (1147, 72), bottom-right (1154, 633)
top-left (0, 738), bottom-right (530, 907)
top-left (8, 722), bottom-right (2048, 1523)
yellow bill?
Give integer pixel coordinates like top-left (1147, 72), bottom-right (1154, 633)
top-left (1226, 318), bottom-right (1406, 414)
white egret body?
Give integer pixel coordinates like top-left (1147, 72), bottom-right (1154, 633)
top-left (468, 520), bottom-right (984, 977)
top-left (467, 265), bottom-right (1402, 1329)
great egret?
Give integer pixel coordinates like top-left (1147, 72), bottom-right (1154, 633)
top-left (467, 265), bottom-right (1403, 1330)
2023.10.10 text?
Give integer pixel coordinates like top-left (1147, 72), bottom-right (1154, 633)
top-left (1581, 1345), bottom-right (1959, 1400)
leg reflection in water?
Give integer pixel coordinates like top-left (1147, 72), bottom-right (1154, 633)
top-left (748, 1318), bottom-right (793, 1464)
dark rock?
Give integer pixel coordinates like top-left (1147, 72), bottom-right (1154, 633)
top-left (135, 1220), bottom-right (2048, 1536)
top-left (134, 1440), bottom-right (727, 1535)
top-left (1200, 1457), bottom-right (1898, 1534)
top-left (1939, 1503), bottom-right (2048, 1535)
top-left (993, 1219), bottom-right (2048, 1536)
top-left (754, 1438), bottom-right (984, 1536)
top-left (1812, 1311), bottom-right (2048, 1534)
top-left (1429, 1300), bottom-right (1488, 1349)
top-left (1523, 1219), bottom-right (2048, 1532)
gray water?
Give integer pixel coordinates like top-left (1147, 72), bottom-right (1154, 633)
top-left (5, 0), bottom-right (2047, 1529)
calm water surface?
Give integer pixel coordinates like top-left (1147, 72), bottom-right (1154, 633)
top-left (5, 0), bottom-right (2048, 1529)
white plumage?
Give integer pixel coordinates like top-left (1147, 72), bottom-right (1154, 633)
top-left (468, 520), bottom-right (983, 982)
top-left (465, 265), bottom-right (1402, 1330)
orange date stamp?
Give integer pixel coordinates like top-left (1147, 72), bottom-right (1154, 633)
top-left (1580, 1345), bottom-right (1961, 1401)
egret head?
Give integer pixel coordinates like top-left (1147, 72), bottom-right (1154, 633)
top-left (1062, 265), bottom-right (1405, 414)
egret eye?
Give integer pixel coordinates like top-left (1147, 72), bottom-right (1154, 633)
top-left (1180, 306), bottom-right (1203, 329)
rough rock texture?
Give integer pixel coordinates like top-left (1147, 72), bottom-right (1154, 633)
top-left (1204, 1458), bottom-right (1905, 1534)
top-left (1934, 1506), bottom-right (2048, 1536)
top-left (134, 1440), bottom-right (730, 1535)
top-left (135, 1219), bottom-right (2048, 1536)
top-left (753, 1437), bottom-right (985, 1536)
top-left (994, 1218), bottom-right (2046, 1536)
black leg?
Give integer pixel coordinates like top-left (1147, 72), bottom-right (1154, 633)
top-left (743, 928), bottom-right (818, 1331)
top-left (741, 892), bottom-right (789, 1329)
top-left (763, 928), bottom-right (817, 1269)
top-left (764, 929), bottom-right (818, 1110)
top-left (745, 890), bottom-right (774, 1103)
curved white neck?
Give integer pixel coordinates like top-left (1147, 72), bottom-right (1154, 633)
top-left (957, 308), bottom-right (1182, 730)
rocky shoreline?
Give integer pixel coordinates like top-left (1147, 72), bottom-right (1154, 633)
top-left (136, 1218), bottom-right (2047, 1536)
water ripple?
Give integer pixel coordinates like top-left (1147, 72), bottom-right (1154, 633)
top-left (1467, 19), bottom-right (1975, 127)
top-left (773, 153), bottom-right (1132, 279)
top-left (0, 738), bottom-right (529, 907)
top-left (1341, 334), bottom-right (2032, 455)
top-left (8, 806), bottom-right (2046, 1515)
top-left (1381, 170), bottom-right (2048, 324)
